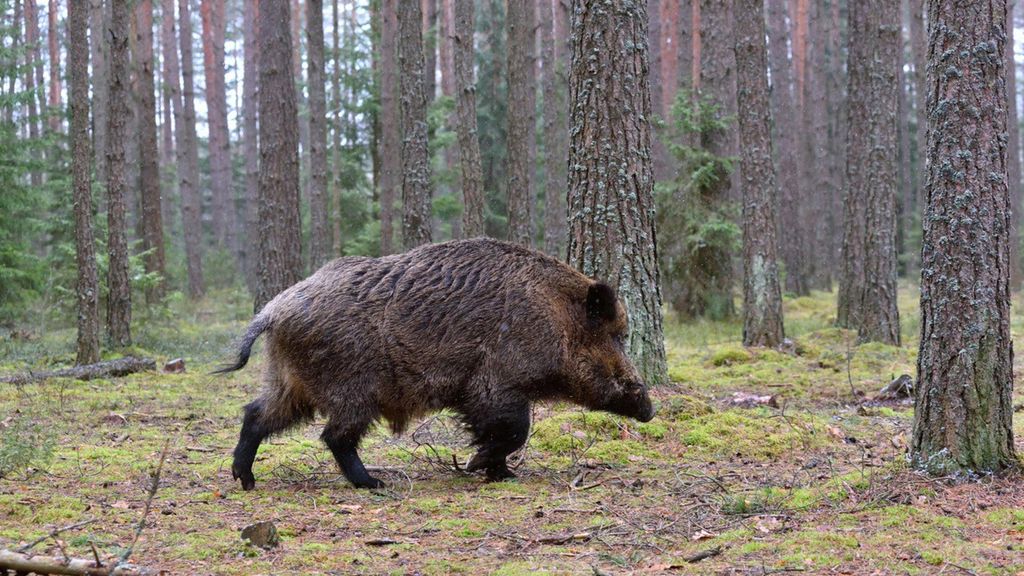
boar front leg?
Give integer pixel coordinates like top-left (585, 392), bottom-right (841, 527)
top-left (465, 400), bottom-right (530, 481)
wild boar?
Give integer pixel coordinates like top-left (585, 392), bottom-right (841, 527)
top-left (216, 237), bottom-right (655, 490)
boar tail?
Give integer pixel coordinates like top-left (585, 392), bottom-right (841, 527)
top-left (212, 314), bottom-right (271, 375)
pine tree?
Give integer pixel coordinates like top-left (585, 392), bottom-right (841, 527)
top-left (734, 0), bottom-right (783, 347)
top-left (308, 0), bottom-right (330, 268)
top-left (452, 0), bottom-right (484, 238)
top-left (505, 0), bottom-right (535, 246)
top-left (69, 0), bottom-right (100, 364)
top-left (106, 0), bottom-right (132, 347)
top-left (255, 0), bottom-right (302, 311)
top-left (397, 0), bottom-right (433, 249)
top-left (912, 0), bottom-right (1018, 474)
top-left (567, 0), bottom-right (667, 385)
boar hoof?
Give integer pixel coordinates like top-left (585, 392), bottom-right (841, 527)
top-left (351, 476), bottom-right (385, 489)
top-left (484, 467), bottom-right (516, 482)
top-left (232, 465), bottom-right (256, 491)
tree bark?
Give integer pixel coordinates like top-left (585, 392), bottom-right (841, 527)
top-left (47, 0), bottom-right (61, 134)
top-left (1006, 1), bottom-right (1021, 286)
top-left (90, 0), bottom-right (109, 185)
top-left (107, 0), bottom-right (133, 347)
top-left (567, 0), bottom-right (668, 385)
top-left (506, 0), bottom-right (536, 246)
top-left (255, 0), bottom-right (303, 311)
top-left (697, 0), bottom-right (737, 316)
top-left (734, 0), bottom-right (784, 348)
top-left (540, 0), bottom-right (566, 256)
top-left (909, 0), bottom-right (926, 274)
top-left (307, 0), bottom-right (330, 268)
top-left (766, 0), bottom-right (808, 295)
top-left (242, 0), bottom-right (259, 289)
top-left (23, 0), bottom-right (41, 187)
top-left (397, 0), bottom-right (433, 249)
top-left (911, 0), bottom-right (1018, 474)
top-left (134, 0), bottom-right (167, 303)
top-left (378, 0), bottom-right (400, 254)
top-left (69, 0), bottom-right (101, 365)
top-left (200, 0), bottom-right (236, 262)
top-left (179, 0), bottom-right (204, 299)
top-left (837, 0), bottom-right (901, 345)
top-left (453, 0), bottom-right (485, 238)
top-left (159, 0), bottom-right (174, 168)
top-left (422, 0), bottom-right (437, 102)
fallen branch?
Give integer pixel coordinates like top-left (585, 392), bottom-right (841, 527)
top-left (0, 549), bottom-right (156, 575)
top-left (535, 532), bottom-right (592, 545)
top-left (684, 545), bottom-right (723, 563)
top-left (0, 357), bottom-right (156, 385)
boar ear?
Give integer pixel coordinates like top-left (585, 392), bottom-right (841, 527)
top-left (586, 282), bottom-right (619, 325)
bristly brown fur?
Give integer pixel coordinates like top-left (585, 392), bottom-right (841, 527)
top-left (224, 237), bottom-right (655, 489)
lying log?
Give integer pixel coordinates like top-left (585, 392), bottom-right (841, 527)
top-left (0, 357), bottom-right (156, 385)
top-left (0, 549), bottom-right (157, 575)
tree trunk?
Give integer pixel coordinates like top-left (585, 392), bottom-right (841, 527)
top-left (422, 0), bottom-right (437, 102)
top-left (23, 0), bottom-right (41, 187)
top-left (909, 0), bottom-right (926, 274)
top-left (397, 0), bottom-right (433, 249)
top-left (1006, 2), bottom-right (1021, 286)
top-left (91, 0), bottom-right (109, 185)
top-left (292, 0), bottom-right (310, 223)
top-left (255, 0), bottom-right (303, 311)
top-left (453, 0), bottom-right (485, 238)
top-left (697, 0), bottom-right (737, 316)
top-left (107, 0), bottom-right (133, 347)
top-left (333, 0), bottom-right (344, 255)
top-left (307, 0), bottom-right (330, 268)
top-left (766, 0), bottom-right (807, 296)
top-left (159, 0), bottom-right (174, 168)
top-left (837, 0), bottom-right (901, 345)
top-left (825, 0), bottom-right (846, 284)
top-left (911, 0), bottom-right (1018, 474)
top-left (378, 0), bottom-right (400, 254)
top-left (506, 0), bottom-right (536, 246)
top-left (242, 0), bottom-right (259, 289)
top-left (47, 0), bottom-right (61, 133)
top-left (179, 0), bottom-right (205, 299)
top-left (540, 0), bottom-right (565, 256)
top-left (734, 0), bottom-right (784, 348)
top-left (200, 0), bottom-right (236, 263)
top-left (134, 0), bottom-right (167, 303)
top-left (567, 0), bottom-right (667, 385)
top-left (69, 0), bottom-right (101, 365)
top-left (806, 0), bottom-right (832, 290)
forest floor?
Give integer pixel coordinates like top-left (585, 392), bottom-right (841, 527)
top-left (1, 285), bottom-right (1023, 575)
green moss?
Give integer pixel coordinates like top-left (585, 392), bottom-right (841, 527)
top-left (983, 507), bottom-right (1024, 528)
top-left (490, 561), bottom-right (554, 576)
top-left (657, 395), bottom-right (714, 422)
top-left (678, 408), bottom-right (825, 459)
top-left (709, 346), bottom-right (753, 367)
top-left (920, 550), bottom-right (944, 566)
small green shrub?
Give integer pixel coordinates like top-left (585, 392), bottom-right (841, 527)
top-left (0, 417), bottom-right (55, 478)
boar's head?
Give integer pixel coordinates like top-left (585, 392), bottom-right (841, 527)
top-left (570, 282), bottom-right (656, 423)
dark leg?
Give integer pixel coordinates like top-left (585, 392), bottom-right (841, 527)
top-left (232, 400), bottom-right (278, 491)
top-left (321, 418), bottom-right (382, 489)
top-left (464, 402), bottom-right (531, 481)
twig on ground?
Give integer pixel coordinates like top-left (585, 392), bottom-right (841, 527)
top-left (121, 439), bottom-right (170, 563)
top-left (17, 518), bottom-right (97, 554)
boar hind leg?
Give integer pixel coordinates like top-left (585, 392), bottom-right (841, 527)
top-left (465, 401), bottom-right (530, 481)
top-left (232, 400), bottom-right (296, 491)
top-left (321, 418), bottom-right (383, 489)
